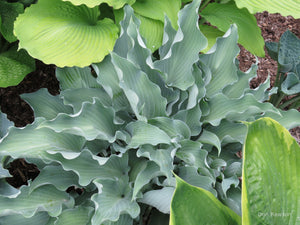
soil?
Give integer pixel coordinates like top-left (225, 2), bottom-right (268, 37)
top-left (0, 12), bottom-right (299, 188)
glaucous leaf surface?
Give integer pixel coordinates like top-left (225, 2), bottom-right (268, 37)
top-left (14, 0), bottom-right (119, 67)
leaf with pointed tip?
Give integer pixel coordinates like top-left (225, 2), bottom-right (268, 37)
top-left (139, 187), bottom-right (174, 214)
top-left (198, 129), bottom-right (221, 155)
top-left (170, 175), bottom-right (241, 225)
top-left (242, 117), bottom-right (300, 224)
top-left (91, 177), bottom-right (140, 224)
top-left (199, 25), bottom-right (239, 97)
top-left (0, 184), bottom-right (74, 217)
top-left (0, 47), bottom-right (35, 88)
top-left (235, 0), bottom-right (300, 18)
top-left (14, 0), bottom-right (119, 67)
top-left (201, 2), bottom-right (265, 57)
top-left (21, 89), bottom-right (73, 120)
top-left (199, 24), bottom-right (225, 53)
top-left (111, 52), bottom-right (167, 119)
top-left (63, 0), bottom-right (135, 8)
top-left (154, 0), bottom-right (207, 90)
top-left (0, 120), bottom-right (86, 161)
top-left (39, 99), bottom-right (122, 142)
top-left (126, 121), bottom-right (171, 148)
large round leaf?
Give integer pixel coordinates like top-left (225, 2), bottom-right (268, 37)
top-left (14, 0), bottom-right (119, 67)
top-left (63, 0), bottom-right (136, 9)
top-left (242, 118), bottom-right (300, 224)
top-left (0, 47), bottom-right (35, 87)
top-left (235, 0), bottom-right (300, 18)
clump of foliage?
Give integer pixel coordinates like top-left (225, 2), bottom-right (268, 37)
top-left (170, 117), bottom-right (300, 225)
top-left (266, 30), bottom-right (300, 109)
top-left (0, 0), bottom-right (35, 87)
top-left (0, 1), bottom-right (299, 224)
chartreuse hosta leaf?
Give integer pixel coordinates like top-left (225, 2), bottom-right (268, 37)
top-left (201, 1), bottom-right (265, 57)
top-left (170, 175), bottom-right (242, 225)
top-left (63, 0), bottom-right (135, 9)
top-left (242, 117), bottom-right (300, 225)
top-left (235, 0), bottom-right (300, 18)
top-left (14, 0), bottom-right (119, 67)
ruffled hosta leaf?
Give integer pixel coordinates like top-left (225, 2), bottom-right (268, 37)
top-left (154, 0), bottom-right (207, 90)
top-left (56, 66), bottom-right (101, 91)
top-left (137, 145), bottom-right (174, 181)
top-left (29, 165), bottom-right (80, 193)
top-left (178, 166), bottom-right (217, 196)
top-left (199, 24), bottom-right (225, 53)
top-left (198, 129), bottom-right (221, 155)
top-left (201, 2), bottom-right (265, 57)
top-left (63, 0), bottom-right (135, 8)
top-left (0, 119), bottom-right (86, 161)
top-left (91, 177), bottom-right (140, 224)
top-left (39, 98), bottom-right (122, 142)
top-left (176, 140), bottom-right (207, 169)
top-left (132, 0), bottom-right (180, 29)
top-left (14, 0), bottom-right (119, 67)
top-left (132, 161), bottom-right (162, 200)
top-left (103, 215), bottom-right (133, 225)
top-left (54, 206), bottom-right (93, 225)
top-left (0, 47), bottom-right (35, 88)
top-left (21, 89), bottom-right (73, 120)
top-left (126, 121), bottom-right (171, 148)
top-left (0, 184), bottom-right (74, 217)
top-left (242, 118), bottom-right (300, 224)
top-left (111, 52), bottom-right (167, 119)
top-left (170, 175), bottom-right (241, 225)
top-left (0, 212), bottom-right (50, 225)
top-left (139, 187), bottom-right (175, 214)
top-left (199, 25), bottom-right (239, 97)
top-left (0, 111), bottom-right (13, 138)
top-left (281, 72), bottom-right (300, 95)
top-left (0, 1), bottom-right (24, 42)
top-left (235, 0), bottom-right (300, 18)
top-left (0, 179), bottom-right (20, 198)
top-left (47, 150), bottom-right (128, 186)
top-left (202, 93), bottom-right (280, 126)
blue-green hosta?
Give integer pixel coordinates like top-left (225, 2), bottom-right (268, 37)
top-left (0, 1), bottom-right (300, 224)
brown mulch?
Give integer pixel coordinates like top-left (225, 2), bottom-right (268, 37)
top-left (0, 12), bottom-right (299, 188)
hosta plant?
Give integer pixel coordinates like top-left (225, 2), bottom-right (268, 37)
top-left (266, 30), bottom-right (300, 109)
top-left (0, 1), bottom-right (300, 224)
top-left (170, 117), bottom-right (300, 225)
top-left (0, 0), bottom-right (35, 87)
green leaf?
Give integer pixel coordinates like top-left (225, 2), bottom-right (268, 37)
top-left (14, 0), bottom-right (119, 67)
top-left (235, 0), bottom-right (300, 18)
top-left (21, 88), bottom-right (73, 120)
top-left (199, 24), bottom-right (225, 53)
top-left (242, 117), bottom-right (300, 225)
top-left (154, 0), bottom-right (207, 90)
top-left (0, 212), bottom-right (50, 225)
top-left (54, 206), bottom-right (93, 225)
top-left (63, 0), bottom-right (135, 8)
top-left (170, 175), bottom-right (241, 225)
top-left (0, 184), bottom-right (74, 217)
top-left (199, 25), bottom-right (239, 97)
top-left (201, 1), bottom-right (265, 57)
top-left (91, 177), bottom-right (140, 224)
top-left (277, 30), bottom-right (300, 73)
top-left (281, 72), bottom-right (300, 95)
top-left (39, 99), bottom-right (122, 142)
top-left (0, 111), bottom-right (13, 138)
top-left (139, 187), bottom-right (175, 214)
top-left (132, 0), bottom-right (181, 29)
top-left (0, 47), bottom-right (35, 88)
top-left (0, 1), bottom-right (24, 43)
